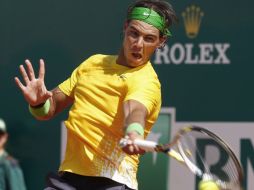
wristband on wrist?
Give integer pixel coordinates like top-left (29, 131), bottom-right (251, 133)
top-left (125, 123), bottom-right (144, 137)
top-left (29, 99), bottom-right (50, 117)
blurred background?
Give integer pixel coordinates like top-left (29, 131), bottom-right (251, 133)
top-left (0, 0), bottom-right (253, 189)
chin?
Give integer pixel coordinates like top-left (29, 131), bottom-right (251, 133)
top-left (128, 56), bottom-right (148, 67)
top-left (128, 60), bottom-right (145, 67)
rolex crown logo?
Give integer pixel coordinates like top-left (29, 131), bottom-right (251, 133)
top-left (182, 5), bottom-right (204, 39)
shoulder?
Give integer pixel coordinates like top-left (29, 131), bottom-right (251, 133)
top-left (0, 153), bottom-right (19, 167)
top-left (69, 54), bottom-right (116, 77)
top-left (80, 54), bottom-right (116, 66)
top-left (131, 62), bottom-right (161, 87)
top-left (6, 155), bottom-right (19, 166)
top-left (77, 54), bottom-right (116, 74)
top-left (144, 62), bottom-right (159, 77)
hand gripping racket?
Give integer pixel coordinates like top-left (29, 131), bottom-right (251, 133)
top-left (119, 125), bottom-right (244, 190)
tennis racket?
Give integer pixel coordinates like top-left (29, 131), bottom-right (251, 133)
top-left (119, 125), bottom-right (244, 190)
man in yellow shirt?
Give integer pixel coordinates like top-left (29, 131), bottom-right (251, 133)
top-left (15, 0), bottom-right (181, 189)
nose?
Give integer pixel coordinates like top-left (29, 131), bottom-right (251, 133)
top-left (134, 37), bottom-right (144, 50)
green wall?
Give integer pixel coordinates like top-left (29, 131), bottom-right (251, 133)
top-left (0, 0), bottom-right (253, 189)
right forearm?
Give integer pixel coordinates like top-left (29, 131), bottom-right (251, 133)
top-left (29, 95), bottom-right (56, 121)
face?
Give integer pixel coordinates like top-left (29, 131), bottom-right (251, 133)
top-left (0, 133), bottom-right (8, 149)
top-left (121, 20), bottom-right (166, 67)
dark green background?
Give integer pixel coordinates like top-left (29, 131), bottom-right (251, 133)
top-left (138, 113), bottom-right (171, 190)
top-left (0, 0), bottom-right (253, 189)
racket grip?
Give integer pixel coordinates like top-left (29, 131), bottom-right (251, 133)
top-left (119, 138), bottom-right (158, 152)
top-left (133, 139), bottom-right (158, 151)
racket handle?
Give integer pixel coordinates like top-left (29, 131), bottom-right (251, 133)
top-left (133, 139), bottom-right (158, 152)
top-left (119, 138), bottom-right (158, 152)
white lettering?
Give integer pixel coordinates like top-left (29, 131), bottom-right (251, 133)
top-left (185, 44), bottom-right (198, 64)
top-left (214, 43), bottom-right (230, 64)
top-left (154, 45), bottom-right (170, 64)
top-left (170, 43), bottom-right (185, 65)
top-left (153, 43), bottom-right (231, 65)
top-left (199, 43), bottom-right (213, 64)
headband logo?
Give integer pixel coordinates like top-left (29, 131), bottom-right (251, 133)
top-left (182, 5), bottom-right (204, 39)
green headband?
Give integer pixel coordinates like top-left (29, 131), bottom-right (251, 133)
top-left (128, 7), bottom-right (171, 36)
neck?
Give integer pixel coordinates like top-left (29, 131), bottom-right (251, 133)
top-left (0, 149), bottom-right (5, 156)
top-left (116, 48), bottom-right (129, 67)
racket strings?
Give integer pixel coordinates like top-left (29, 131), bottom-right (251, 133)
top-left (190, 134), bottom-right (212, 176)
top-left (183, 132), bottom-right (212, 176)
top-left (224, 158), bottom-right (240, 184)
top-left (226, 161), bottom-right (236, 180)
top-left (216, 153), bottom-right (242, 189)
top-left (194, 133), bottom-right (231, 183)
top-left (179, 129), bottom-right (242, 189)
top-left (214, 142), bottom-right (241, 186)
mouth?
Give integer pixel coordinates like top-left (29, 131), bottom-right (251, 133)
top-left (131, 53), bottom-right (142, 60)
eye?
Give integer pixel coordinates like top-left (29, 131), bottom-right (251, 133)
top-left (129, 30), bottom-right (139, 38)
top-left (144, 36), bottom-right (156, 43)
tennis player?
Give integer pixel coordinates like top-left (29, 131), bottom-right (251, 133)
top-left (15, 0), bottom-right (180, 189)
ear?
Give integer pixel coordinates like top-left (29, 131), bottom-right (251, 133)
top-left (123, 21), bottom-right (129, 33)
top-left (158, 36), bottom-right (167, 48)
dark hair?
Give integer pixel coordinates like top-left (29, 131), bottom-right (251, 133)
top-left (127, 0), bottom-right (178, 37)
top-left (0, 131), bottom-right (6, 136)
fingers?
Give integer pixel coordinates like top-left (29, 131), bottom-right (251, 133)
top-left (132, 144), bottom-right (145, 155)
top-left (19, 64), bottom-right (30, 85)
top-left (18, 59), bottom-right (35, 85)
top-left (14, 77), bottom-right (25, 91)
top-left (121, 136), bottom-right (146, 155)
top-left (17, 59), bottom-right (45, 84)
top-left (25, 59), bottom-right (35, 80)
top-left (122, 144), bottom-right (145, 155)
top-left (38, 59), bottom-right (45, 80)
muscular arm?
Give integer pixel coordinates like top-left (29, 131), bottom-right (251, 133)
top-left (122, 99), bottom-right (147, 155)
top-left (123, 99), bottom-right (147, 129)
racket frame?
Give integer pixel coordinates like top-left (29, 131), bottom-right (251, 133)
top-left (119, 125), bottom-right (244, 189)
